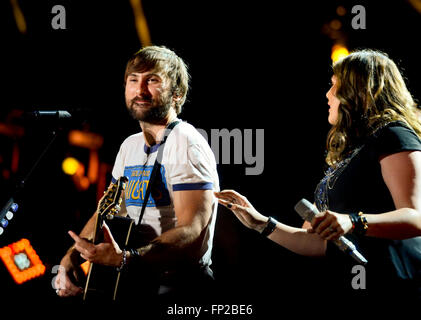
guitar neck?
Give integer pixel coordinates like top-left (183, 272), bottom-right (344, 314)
top-left (91, 212), bottom-right (104, 245)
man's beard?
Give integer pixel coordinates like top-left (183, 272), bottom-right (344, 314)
top-left (127, 92), bottom-right (172, 123)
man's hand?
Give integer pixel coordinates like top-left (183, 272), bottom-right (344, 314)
top-left (54, 265), bottom-right (83, 297)
top-left (68, 223), bottom-right (123, 267)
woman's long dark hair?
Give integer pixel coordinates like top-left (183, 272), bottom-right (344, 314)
top-left (326, 49), bottom-right (421, 166)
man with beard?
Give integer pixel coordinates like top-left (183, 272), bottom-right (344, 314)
top-left (54, 46), bottom-right (220, 307)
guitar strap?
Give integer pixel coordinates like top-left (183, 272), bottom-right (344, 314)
top-left (137, 120), bottom-right (180, 225)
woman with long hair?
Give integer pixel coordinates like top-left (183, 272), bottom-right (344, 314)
top-left (216, 49), bottom-right (421, 304)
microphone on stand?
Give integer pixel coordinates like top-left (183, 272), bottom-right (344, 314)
top-left (294, 198), bottom-right (368, 265)
top-left (27, 110), bottom-right (72, 121)
top-left (24, 109), bottom-right (91, 128)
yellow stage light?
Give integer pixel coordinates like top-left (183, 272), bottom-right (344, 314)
top-left (10, 0), bottom-right (27, 34)
top-left (129, 0), bottom-right (151, 46)
top-left (331, 44), bottom-right (349, 62)
top-left (62, 157), bottom-right (80, 175)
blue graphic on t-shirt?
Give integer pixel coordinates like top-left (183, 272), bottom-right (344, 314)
top-left (123, 165), bottom-right (171, 207)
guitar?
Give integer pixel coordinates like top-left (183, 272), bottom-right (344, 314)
top-left (82, 175), bottom-right (135, 301)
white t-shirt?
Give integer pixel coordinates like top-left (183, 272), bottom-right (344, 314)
top-left (111, 120), bottom-right (219, 267)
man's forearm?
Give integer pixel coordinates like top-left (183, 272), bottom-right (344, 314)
top-left (129, 224), bottom-right (204, 268)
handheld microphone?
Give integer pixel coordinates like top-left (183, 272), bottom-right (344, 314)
top-left (294, 198), bottom-right (368, 265)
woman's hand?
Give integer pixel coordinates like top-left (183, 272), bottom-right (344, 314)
top-left (308, 210), bottom-right (353, 240)
top-left (214, 190), bottom-right (268, 232)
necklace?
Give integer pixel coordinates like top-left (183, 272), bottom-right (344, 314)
top-left (313, 120), bottom-right (401, 211)
top-left (314, 146), bottom-right (363, 212)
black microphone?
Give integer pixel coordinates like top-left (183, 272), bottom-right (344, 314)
top-left (294, 198), bottom-right (368, 265)
top-left (29, 110), bottom-right (72, 120)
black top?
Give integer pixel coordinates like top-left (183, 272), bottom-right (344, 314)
top-left (314, 121), bottom-right (421, 300)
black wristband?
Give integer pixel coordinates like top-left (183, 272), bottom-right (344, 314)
top-left (349, 212), bottom-right (368, 235)
top-left (349, 213), bottom-right (359, 232)
top-left (260, 216), bottom-right (278, 237)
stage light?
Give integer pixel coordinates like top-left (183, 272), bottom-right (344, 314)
top-left (329, 19), bottom-right (342, 31)
top-left (80, 260), bottom-right (90, 276)
top-left (0, 200), bottom-right (18, 236)
top-left (10, 0), bottom-right (27, 34)
top-left (68, 130), bottom-right (103, 150)
top-left (62, 157), bottom-right (80, 175)
top-left (336, 6), bottom-right (346, 16)
top-left (129, 0), bottom-right (151, 46)
top-left (331, 44), bottom-right (349, 62)
top-left (0, 238), bottom-right (46, 284)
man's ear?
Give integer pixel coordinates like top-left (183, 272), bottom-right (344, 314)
top-left (173, 94), bottom-right (182, 103)
top-left (171, 94), bottom-right (182, 110)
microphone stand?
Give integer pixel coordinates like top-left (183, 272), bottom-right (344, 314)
top-left (0, 125), bottom-right (62, 236)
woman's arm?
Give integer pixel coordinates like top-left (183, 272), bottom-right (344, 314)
top-left (215, 190), bottom-right (326, 257)
top-left (267, 221), bottom-right (326, 257)
top-left (365, 150), bottom-right (421, 239)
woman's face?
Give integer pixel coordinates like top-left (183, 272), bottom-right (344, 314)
top-left (326, 75), bottom-right (340, 125)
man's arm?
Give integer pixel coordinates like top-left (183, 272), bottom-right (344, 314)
top-left (68, 189), bottom-right (215, 270)
top-left (129, 189), bottom-right (214, 267)
top-left (55, 211), bottom-right (98, 297)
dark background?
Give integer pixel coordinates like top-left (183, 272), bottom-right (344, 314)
top-left (0, 0), bottom-right (420, 316)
